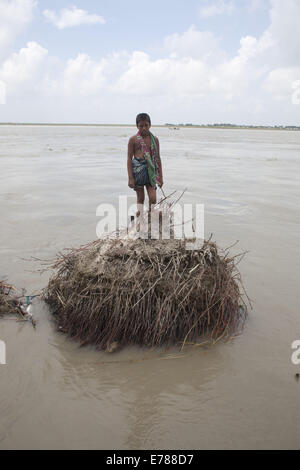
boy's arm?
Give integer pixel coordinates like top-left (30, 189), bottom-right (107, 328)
top-left (127, 137), bottom-right (135, 187)
top-left (156, 137), bottom-right (163, 186)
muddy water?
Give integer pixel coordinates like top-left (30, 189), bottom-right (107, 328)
top-left (0, 125), bottom-right (300, 449)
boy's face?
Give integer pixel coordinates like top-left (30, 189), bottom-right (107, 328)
top-left (137, 120), bottom-right (151, 137)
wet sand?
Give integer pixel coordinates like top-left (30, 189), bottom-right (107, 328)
top-left (0, 125), bottom-right (300, 449)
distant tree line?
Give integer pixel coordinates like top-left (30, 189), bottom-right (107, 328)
top-left (165, 123), bottom-right (300, 130)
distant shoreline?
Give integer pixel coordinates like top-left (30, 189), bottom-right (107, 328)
top-left (0, 122), bottom-right (299, 131)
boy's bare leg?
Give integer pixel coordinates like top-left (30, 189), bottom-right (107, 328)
top-left (146, 185), bottom-right (157, 209)
top-left (146, 185), bottom-right (157, 237)
top-left (136, 188), bottom-right (145, 232)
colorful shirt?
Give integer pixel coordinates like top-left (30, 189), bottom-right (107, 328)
top-left (136, 131), bottom-right (161, 188)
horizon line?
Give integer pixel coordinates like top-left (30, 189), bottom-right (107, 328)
top-left (0, 122), bottom-right (299, 129)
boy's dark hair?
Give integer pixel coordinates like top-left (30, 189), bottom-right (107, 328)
top-left (136, 113), bottom-right (151, 125)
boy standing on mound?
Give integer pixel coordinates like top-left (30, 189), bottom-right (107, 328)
top-left (127, 114), bottom-right (164, 218)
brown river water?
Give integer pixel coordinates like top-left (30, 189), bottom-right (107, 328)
top-left (0, 125), bottom-right (300, 450)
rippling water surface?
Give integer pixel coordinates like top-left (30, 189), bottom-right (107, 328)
top-left (0, 125), bottom-right (300, 449)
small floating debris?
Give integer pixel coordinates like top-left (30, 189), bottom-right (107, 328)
top-left (0, 280), bottom-right (37, 328)
top-left (106, 341), bottom-right (120, 354)
top-left (0, 281), bottom-right (19, 316)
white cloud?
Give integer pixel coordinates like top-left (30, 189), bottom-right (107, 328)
top-left (62, 54), bottom-right (106, 96)
top-left (0, 79), bottom-right (6, 103)
top-left (267, 0), bottom-right (300, 67)
top-left (1, 1), bottom-right (300, 124)
top-left (0, 41), bottom-right (48, 96)
top-left (115, 51), bottom-right (211, 97)
top-left (164, 25), bottom-right (225, 63)
top-left (255, 0), bottom-right (300, 104)
top-left (292, 80), bottom-right (300, 105)
top-left (0, 44), bottom-right (114, 102)
top-left (114, 25), bottom-right (273, 101)
top-left (43, 6), bottom-right (105, 29)
top-left (236, 32), bottom-right (274, 64)
top-left (199, 0), bottom-right (235, 18)
top-left (264, 67), bottom-right (300, 101)
top-left (0, 0), bottom-right (36, 52)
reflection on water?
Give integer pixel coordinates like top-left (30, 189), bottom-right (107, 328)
top-left (1, 126), bottom-right (300, 449)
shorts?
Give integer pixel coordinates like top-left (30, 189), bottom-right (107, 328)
top-left (132, 157), bottom-right (157, 191)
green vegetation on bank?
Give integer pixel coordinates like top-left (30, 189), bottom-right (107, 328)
top-left (165, 123), bottom-right (300, 131)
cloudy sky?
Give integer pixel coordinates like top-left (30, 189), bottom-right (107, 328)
top-left (0, 0), bottom-right (299, 125)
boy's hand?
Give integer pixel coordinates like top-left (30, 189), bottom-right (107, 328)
top-left (158, 179), bottom-right (164, 188)
top-left (128, 178), bottom-right (135, 189)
